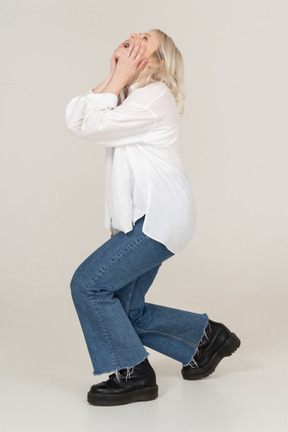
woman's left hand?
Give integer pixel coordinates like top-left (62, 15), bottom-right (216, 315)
top-left (101, 42), bottom-right (148, 96)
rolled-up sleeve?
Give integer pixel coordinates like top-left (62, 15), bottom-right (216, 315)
top-left (65, 89), bottom-right (157, 147)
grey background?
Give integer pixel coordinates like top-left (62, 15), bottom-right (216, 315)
top-left (1, 0), bottom-right (287, 431)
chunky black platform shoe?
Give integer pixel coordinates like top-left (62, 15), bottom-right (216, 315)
top-left (182, 320), bottom-right (241, 380)
top-left (87, 358), bottom-right (158, 406)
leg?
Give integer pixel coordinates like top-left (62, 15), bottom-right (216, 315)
top-left (115, 263), bottom-right (240, 379)
top-left (70, 216), bottom-right (174, 376)
top-left (115, 265), bottom-right (209, 366)
top-left (181, 320), bottom-right (241, 379)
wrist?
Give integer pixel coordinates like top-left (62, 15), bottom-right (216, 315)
top-left (107, 71), bottom-right (114, 81)
top-left (101, 75), bottom-right (127, 96)
top-left (92, 73), bottom-right (114, 94)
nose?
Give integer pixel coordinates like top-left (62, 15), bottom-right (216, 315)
top-left (130, 33), bottom-right (139, 42)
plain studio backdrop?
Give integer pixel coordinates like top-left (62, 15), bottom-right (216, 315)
top-left (1, 1), bottom-right (287, 431)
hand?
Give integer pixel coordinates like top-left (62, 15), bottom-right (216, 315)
top-left (92, 41), bottom-right (144, 95)
top-left (109, 54), bottom-right (117, 77)
top-left (109, 40), bottom-right (127, 77)
top-left (113, 42), bottom-right (148, 87)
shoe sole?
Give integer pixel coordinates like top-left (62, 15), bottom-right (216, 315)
top-left (182, 333), bottom-right (241, 380)
top-left (87, 385), bottom-right (158, 406)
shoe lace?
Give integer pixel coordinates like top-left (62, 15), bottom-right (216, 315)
top-left (109, 367), bottom-right (135, 383)
top-left (189, 323), bottom-right (211, 369)
top-left (189, 357), bottom-right (200, 369)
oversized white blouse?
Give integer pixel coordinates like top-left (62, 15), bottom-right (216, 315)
top-left (65, 81), bottom-right (196, 254)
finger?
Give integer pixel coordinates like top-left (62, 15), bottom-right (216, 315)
top-left (127, 41), bottom-right (136, 54)
top-left (119, 38), bottom-right (129, 47)
top-left (129, 42), bottom-right (141, 59)
top-left (118, 41), bottom-right (134, 60)
top-left (119, 42), bottom-right (134, 60)
top-left (133, 44), bottom-right (147, 61)
top-left (137, 45), bottom-right (147, 58)
top-left (137, 58), bottom-right (148, 71)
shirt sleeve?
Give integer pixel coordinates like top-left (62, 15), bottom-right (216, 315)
top-left (65, 89), bottom-right (157, 147)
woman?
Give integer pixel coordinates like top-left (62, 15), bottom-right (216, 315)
top-left (65, 29), bottom-right (240, 407)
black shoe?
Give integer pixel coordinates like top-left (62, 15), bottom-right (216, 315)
top-left (87, 358), bottom-right (158, 406)
top-left (182, 320), bottom-right (241, 380)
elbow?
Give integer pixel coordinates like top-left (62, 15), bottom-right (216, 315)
top-left (65, 118), bottom-right (72, 132)
top-left (65, 117), bottom-right (82, 136)
top-left (79, 122), bottom-right (101, 139)
top-left (65, 114), bottom-right (74, 132)
top-left (65, 118), bottom-right (112, 146)
top-left (64, 117), bottom-right (94, 139)
top-left (79, 125), bottom-right (114, 146)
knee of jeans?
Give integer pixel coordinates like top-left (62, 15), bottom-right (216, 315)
top-left (70, 266), bottom-right (87, 297)
top-left (70, 270), bottom-right (79, 295)
top-left (127, 309), bottom-right (142, 328)
top-left (70, 265), bottom-right (106, 299)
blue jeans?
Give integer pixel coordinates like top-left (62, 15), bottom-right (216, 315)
top-left (70, 216), bottom-right (208, 375)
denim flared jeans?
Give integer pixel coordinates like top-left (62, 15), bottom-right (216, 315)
top-left (70, 216), bottom-right (209, 376)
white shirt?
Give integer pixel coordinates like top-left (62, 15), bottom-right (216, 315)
top-left (65, 81), bottom-right (196, 254)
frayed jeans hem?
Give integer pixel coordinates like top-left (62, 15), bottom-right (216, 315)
top-left (182, 314), bottom-right (209, 367)
top-left (92, 353), bottom-right (150, 376)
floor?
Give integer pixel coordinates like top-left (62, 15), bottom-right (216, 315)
top-left (2, 335), bottom-right (288, 432)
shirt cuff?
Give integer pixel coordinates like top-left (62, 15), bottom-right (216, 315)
top-left (86, 90), bottom-right (118, 109)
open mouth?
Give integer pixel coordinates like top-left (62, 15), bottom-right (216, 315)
top-left (124, 40), bottom-right (130, 48)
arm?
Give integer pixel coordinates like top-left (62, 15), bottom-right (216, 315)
top-left (65, 47), bottom-right (119, 131)
top-left (64, 73), bottom-right (115, 132)
top-left (65, 41), bottom-right (151, 144)
top-left (91, 50), bottom-right (118, 94)
top-left (101, 42), bottom-right (147, 96)
top-left (91, 74), bottom-right (113, 94)
top-left (92, 40), bottom-right (147, 95)
top-left (65, 90), bottom-right (157, 147)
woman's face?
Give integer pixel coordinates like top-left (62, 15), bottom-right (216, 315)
top-left (114, 30), bottom-right (160, 61)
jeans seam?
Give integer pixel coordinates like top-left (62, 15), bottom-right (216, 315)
top-left (81, 234), bottom-right (148, 372)
top-left (88, 296), bottom-right (119, 371)
top-left (134, 326), bottom-right (198, 347)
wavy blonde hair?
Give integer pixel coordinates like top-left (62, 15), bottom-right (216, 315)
top-left (136, 29), bottom-right (185, 115)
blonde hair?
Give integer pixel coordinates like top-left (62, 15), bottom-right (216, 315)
top-left (136, 29), bottom-right (185, 115)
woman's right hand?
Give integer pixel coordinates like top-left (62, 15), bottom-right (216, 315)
top-left (109, 54), bottom-right (117, 77)
top-left (92, 41), bottom-right (128, 94)
top-left (109, 40), bottom-right (127, 77)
